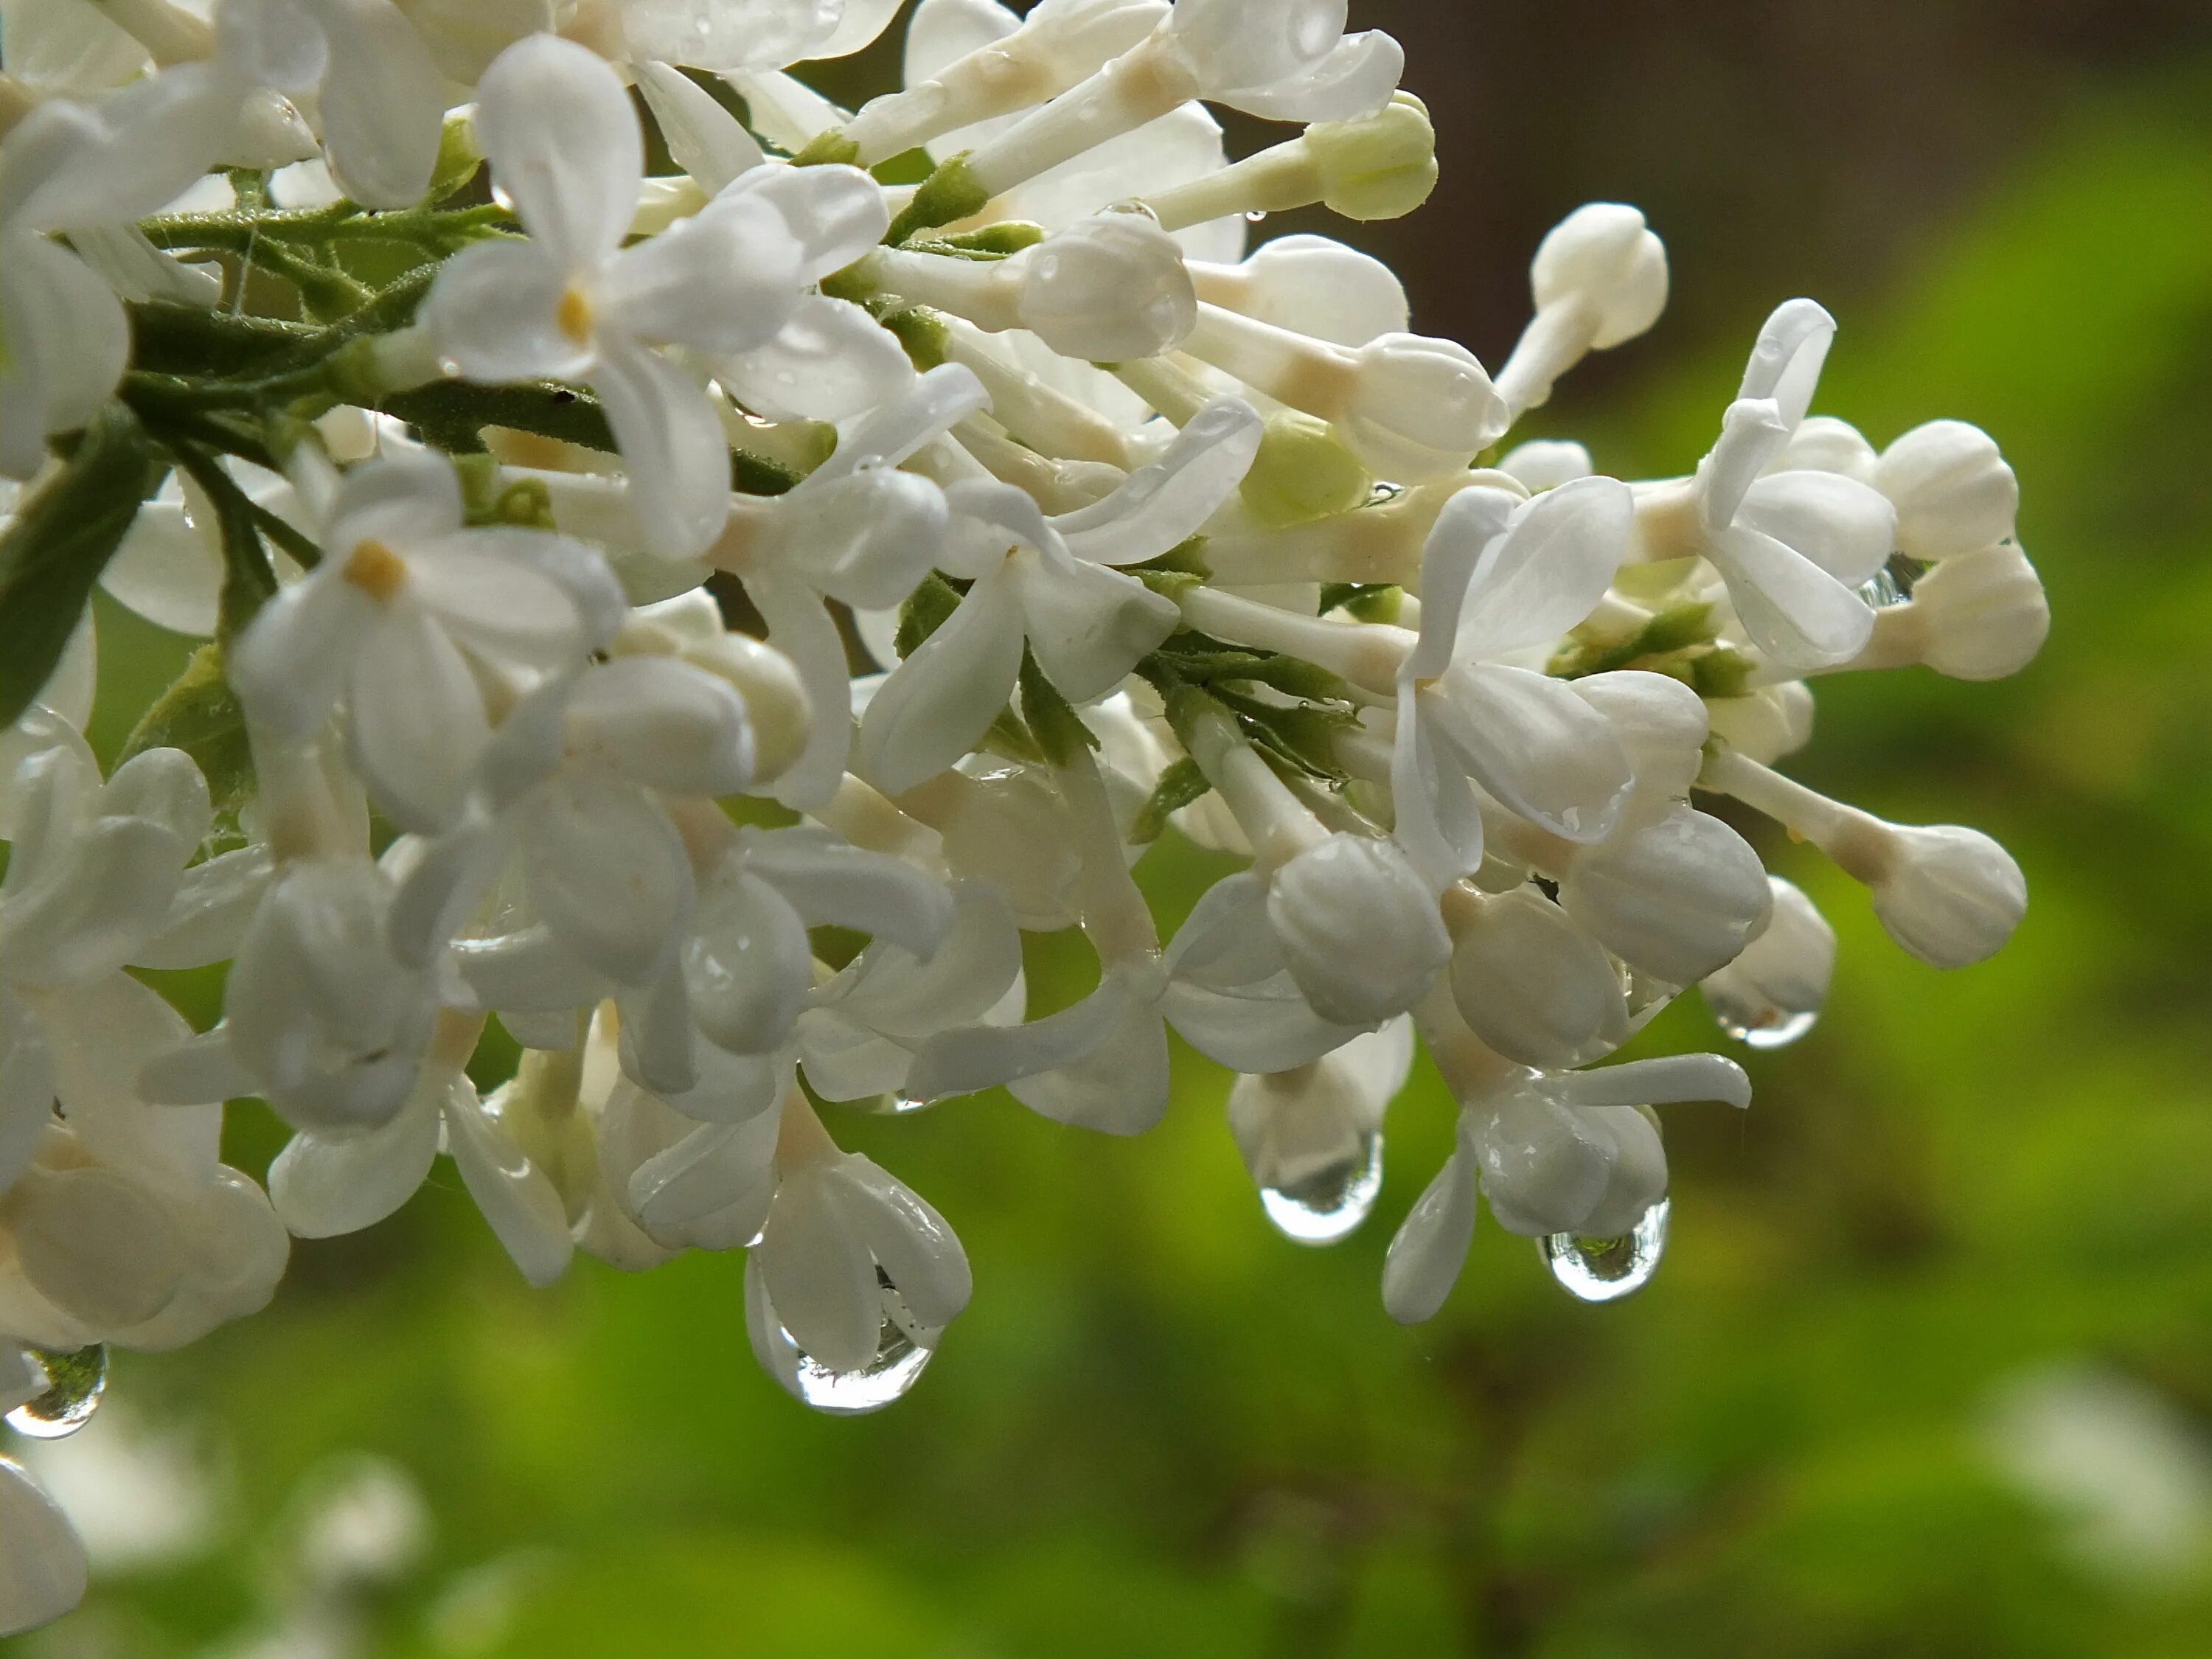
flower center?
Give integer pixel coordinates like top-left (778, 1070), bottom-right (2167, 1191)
top-left (341, 538), bottom-right (408, 601)
top-left (556, 285), bottom-right (595, 345)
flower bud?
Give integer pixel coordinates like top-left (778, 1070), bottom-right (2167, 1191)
top-left (1204, 233), bottom-right (1408, 346)
top-left (1529, 203), bottom-right (1667, 350)
top-left (1445, 885), bottom-right (1629, 1070)
top-left (1868, 823), bottom-right (2025, 968)
top-left (1265, 832), bottom-right (1450, 1026)
top-left (1498, 439), bottom-right (1593, 491)
top-left (1305, 93), bottom-right (1438, 220)
top-left (1015, 211), bottom-right (1196, 361)
top-left (1339, 332), bottom-right (1507, 481)
top-left (1704, 681), bottom-right (1815, 763)
top-left (1777, 414), bottom-right (1876, 479)
top-left (676, 632), bottom-right (814, 787)
top-left (1906, 540), bottom-right (2049, 681)
top-left (1238, 409), bottom-right (1374, 527)
top-left (1700, 876), bottom-right (1834, 1047)
top-left (1571, 670), bottom-right (1708, 804)
top-left (1874, 420), bottom-right (2018, 560)
top-left (1559, 805), bottom-right (1772, 987)
top-left (1571, 1105), bottom-right (1669, 1239)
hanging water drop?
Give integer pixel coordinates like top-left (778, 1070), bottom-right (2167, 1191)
top-left (1245, 209), bottom-right (1269, 223)
top-left (1259, 1132), bottom-right (1383, 1245)
top-left (783, 1269), bottom-right (937, 1415)
top-left (5, 1346), bottom-right (108, 1441)
top-left (1539, 1200), bottom-right (1669, 1302)
top-left (1714, 1004), bottom-right (1819, 1050)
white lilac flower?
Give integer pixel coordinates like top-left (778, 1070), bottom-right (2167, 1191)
top-left (1630, 299), bottom-right (1899, 669)
top-left (0, 2), bottom-right (2055, 1578)
top-left (956, 0), bottom-right (1404, 202)
top-left (856, 398), bottom-right (1262, 797)
top-left (228, 445), bottom-right (624, 833)
top-left (421, 34), bottom-right (884, 557)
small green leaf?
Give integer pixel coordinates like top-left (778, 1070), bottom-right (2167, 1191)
top-left (1018, 653), bottom-right (1098, 768)
top-left (792, 130), bottom-right (862, 168)
top-left (1131, 757), bottom-right (1211, 844)
top-left (894, 571), bottom-right (965, 658)
top-left (0, 403), bottom-right (164, 728)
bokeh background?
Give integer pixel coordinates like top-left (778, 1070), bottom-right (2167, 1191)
top-left (13, 1), bottom-right (2212, 1654)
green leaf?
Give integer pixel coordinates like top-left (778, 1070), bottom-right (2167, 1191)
top-left (119, 644), bottom-right (256, 827)
top-left (0, 403), bottom-right (164, 728)
top-left (1319, 581), bottom-right (1402, 623)
top-left (1130, 757), bottom-right (1211, 845)
top-left (1019, 653), bottom-right (1099, 768)
top-left (894, 571), bottom-right (966, 658)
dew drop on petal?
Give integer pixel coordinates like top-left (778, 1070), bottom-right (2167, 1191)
top-left (1539, 1200), bottom-right (1669, 1303)
top-left (1259, 1131), bottom-right (1383, 1245)
top-left (5, 1345), bottom-right (108, 1440)
top-left (1858, 566), bottom-right (1910, 608)
top-left (785, 1270), bottom-right (937, 1414)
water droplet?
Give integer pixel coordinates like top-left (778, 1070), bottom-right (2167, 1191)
top-left (785, 1270), bottom-right (936, 1414)
top-left (1715, 1005), bottom-right (1818, 1050)
top-left (1244, 209), bottom-right (1269, 223)
top-left (1260, 1133), bottom-right (1382, 1245)
top-left (5, 1345), bottom-right (107, 1440)
top-left (1366, 481), bottom-right (1407, 507)
top-left (1539, 1200), bottom-right (1669, 1302)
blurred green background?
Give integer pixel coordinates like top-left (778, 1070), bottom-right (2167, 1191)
top-left (13, 2), bottom-right (2212, 1655)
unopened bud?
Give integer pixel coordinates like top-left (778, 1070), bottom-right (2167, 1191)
top-left (1868, 823), bottom-right (2026, 968)
top-left (1305, 93), bottom-right (1438, 220)
top-left (1267, 832), bottom-right (1450, 1026)
top-left (1530, 203), bottom-right (1667, 349)
top-left (1017, 210), bottom-right (1196, 361)
top-left (1905, 540), bottom-right (2048, 681)
top-left (1874, 419), bottom-right (2018, 560)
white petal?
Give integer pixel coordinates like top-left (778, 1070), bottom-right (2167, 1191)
top-left (1559, 804), bottom-right (1770, 986)
top-left (566, 656), bottom-right (754, 797)
top-left (316, 0), bottom-right (445, 208)
top-left (1057, 397), bottom-right (1262, 567)
top-left (1160, 974), bottom-right (1362, 1073)
top-left (748, 574), bottom-right (852, 812)
top-left (1220, 30), bottom-right (1403, 122)
top-left (1160, 870), bottom-right (1284, 990)
top-left (1424, 664), bottom-right (1632, 844)
top-left (1455, 476), bottom-right (1634, 661)
top-left (591, 342), bottom-right (733, 560)
top-left (521, 777), bottom-right (694, 985)
top-left (1390, 690), bottom-right (1483, 893)
top-left (742, 825), bottom-right (954, 958)
top-left (604, 192), bottom-right (801, 354)
top-left (633, 59), bottom-right (765, 193)
top-left (476, 32), bottom-right (641, 270)
top-left (1405, 487), bottom-right (1517, 680)
top-left (716, 295), bottom-right (912, 424)
top-left (1736, 298), bottom-right (1834, 431)
top-left (227, 568), bottom-right (377, 737)
top-left (1551, 1052), bottom-right (1752, 1112)
top-left (724, 161), bottom-right (889, 280)
top-left (757, 1170), bottom-right (881, 1374)
top-left (1006, 982), bottom-right (1170, 1135)
top-left (1708, 525), bottom-right (1875, 671)
top-left (10, 1164), bottom-right (183, 1328)
top-left (854, 563), bottom-right (1026, 797)
top-left (1380, 1119), bottom-right (1477, 1324)
top-left (1448, 886), bottom-right (1628, 1070)
top-left (0, 1458), bottom-right (88, 1638)
top-left (345, 607), bottom-right (491, 833)
top-left (1015, 547), bottom-right (1179, 703)
top-left (825, 1155), bottom-right (970, 1327)
top-left (444, 1077), bottom-right (573, 1286)
top-left (102, 490), bottom-right (223, 637)
top-left (424, 238), bottom-right (593, 382)
top-left (630, 1113), bottom-right (777, 1232)
top-left (684, 870), bottom-right (813, 1054)
top-left (268, 1076), bottom-right (442, 1237)
top-left (1737, 470), bottom-right (1896, 585)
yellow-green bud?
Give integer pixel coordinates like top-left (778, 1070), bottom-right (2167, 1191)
top-left (1307, 94), bottom-right (1439, 221)
top-left (1240, 411), bottom-right (1374, 528)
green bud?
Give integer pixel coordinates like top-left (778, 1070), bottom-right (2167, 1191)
top-left (1239, 411), bottom-right (1374, 528)
top-left (1306, 94), bottom-right (1439, 221)
top-left (424, 111), bottom-right (483, 204)
top-left (885, 154), bottom-right (990, 244)
top-left (792, 129), bottom-right (863, 168)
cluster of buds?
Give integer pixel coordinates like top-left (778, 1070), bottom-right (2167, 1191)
top-left (0, 0), bottom-right (2044, 1632)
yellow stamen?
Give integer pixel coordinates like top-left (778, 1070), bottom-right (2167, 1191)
top-left (556, 285), bottom-right (595, 345)
top-left (341, 538), bottom-right (407, 601)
